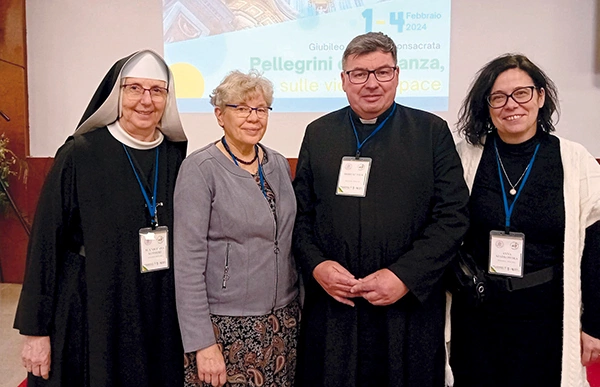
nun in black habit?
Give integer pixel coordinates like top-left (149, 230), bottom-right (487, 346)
top-left (14, 50), bottom-right (187, 386)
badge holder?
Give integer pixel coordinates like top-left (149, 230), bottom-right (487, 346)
top-left (488, 230), bottom-right (524, 278)
top-left (139, 226), bottom-right (170, 272)
top-left (336, 156), bottom-right (372, 197)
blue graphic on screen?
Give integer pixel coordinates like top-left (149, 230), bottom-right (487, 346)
top-left (163, 0), bottom-right (451, 113)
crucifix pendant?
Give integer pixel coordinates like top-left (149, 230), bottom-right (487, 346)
top-left (509, 188), bottom-right (517, 195)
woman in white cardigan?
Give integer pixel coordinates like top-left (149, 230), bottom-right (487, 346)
top-left (449, 53), bottom-right (600, 387)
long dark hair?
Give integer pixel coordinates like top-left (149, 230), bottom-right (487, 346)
top-left (457, 53), bottom-right (560, 145)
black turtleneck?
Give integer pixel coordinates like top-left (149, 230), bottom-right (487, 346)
top-left (463, 130), bottom-right (600, 333)
top-left (465, 130), bottom-right (565, 275)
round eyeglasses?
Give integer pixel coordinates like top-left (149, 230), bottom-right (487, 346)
top-left (226, 104), bottom-right (272, 119)
top-left (122, 84), bottom-right (168, 101)
top-left (345, 66), bottom-right (397, 84)
top-left (486, 86), bottom-right (536, 109)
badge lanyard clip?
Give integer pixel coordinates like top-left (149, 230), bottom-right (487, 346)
top-left (123, 144), bottom-right (160, 229)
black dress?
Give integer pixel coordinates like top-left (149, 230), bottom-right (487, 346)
top-left (14, 128), bottom-right (186, 386)
top-left (451, 131), bottom-right (566, 387)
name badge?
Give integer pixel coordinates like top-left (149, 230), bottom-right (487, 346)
top-left (336, 157), bottom-right (372, 197)
top-left (488, 230), bottom-right (524, 277)
top-left (139, 226), bottom-right (170, 272)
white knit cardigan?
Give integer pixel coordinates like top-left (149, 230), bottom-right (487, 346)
top-left (445, 136), bottom-right (600, 387)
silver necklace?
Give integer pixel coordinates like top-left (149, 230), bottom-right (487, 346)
top-left (494, 145), bottom-right (529, 196)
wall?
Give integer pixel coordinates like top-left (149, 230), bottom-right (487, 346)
top-left (0, 0), bottom-right (30, 283)
top-left (25, 0), bottom-right (600, 158)
top-left (9, 1), bottom-right (600, 382)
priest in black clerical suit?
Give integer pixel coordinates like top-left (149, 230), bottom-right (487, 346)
top-left (293, 32), bottom-right (469, 387)
top-left (15, 50), bottom-right (187, 387)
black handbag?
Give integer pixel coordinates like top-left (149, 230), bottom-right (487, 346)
top-left (447, 249), bottom-right (487, 307)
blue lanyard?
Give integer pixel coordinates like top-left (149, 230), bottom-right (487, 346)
top-left (123, 144), bottom-right (160, 228)
top-left (494, 138), bottom-right (540, 233)
top-left (349, 103), bottom-right (397, 158)
top-left (221, 137), bottom-right (267, 198)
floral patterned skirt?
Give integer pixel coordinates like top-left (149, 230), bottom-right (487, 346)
top-left (184, 299), bottom-right (300, 387)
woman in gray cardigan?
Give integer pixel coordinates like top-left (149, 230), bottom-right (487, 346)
top-left (174, 70), bottom-right (299, 387)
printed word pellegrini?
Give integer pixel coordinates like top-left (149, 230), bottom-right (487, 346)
top-left (250, 57), bottom-right (445, 75)
top-left (250, 57), bottom-right (333, 74)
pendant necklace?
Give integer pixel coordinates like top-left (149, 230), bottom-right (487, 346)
top-left (494, 145), bottom-right (529, 196)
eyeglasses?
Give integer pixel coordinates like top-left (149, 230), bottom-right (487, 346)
top-left (486, 86), bottom-right (536, 109)
top-left (225, 104), bottom-right (272, 119)
top-left (344, 66), bottom-right (397, 84)
top-left (122, 83), bottom-right (168, 101)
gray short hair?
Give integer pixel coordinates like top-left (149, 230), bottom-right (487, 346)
top-left (210, 70), bottom-right (274, 108)
top-left (342, 32), bottom-right (397, 69)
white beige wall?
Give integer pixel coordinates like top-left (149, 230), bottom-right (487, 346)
top-left (27, 0), bottom-right (600, 157)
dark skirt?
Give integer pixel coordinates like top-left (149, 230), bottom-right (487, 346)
top-left (184, 299), bottom-right (300, 387)
top-left (450, 277), bottom-right (563, 387)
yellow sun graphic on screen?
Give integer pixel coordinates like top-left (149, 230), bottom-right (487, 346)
top-left (169, 63), bottom-right (204, 98)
